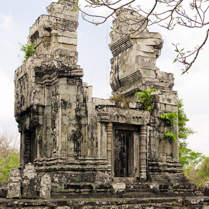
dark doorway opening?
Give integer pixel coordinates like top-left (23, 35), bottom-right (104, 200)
top-left (114, 129), bottom-right (134, 177)
top-left (24, 130), bottom-right (36, 164)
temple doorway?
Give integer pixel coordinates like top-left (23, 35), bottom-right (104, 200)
top-left (114, 129), bottom-right (134, 177)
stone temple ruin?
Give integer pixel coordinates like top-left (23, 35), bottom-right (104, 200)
top-left (1, 0), bottom-right (209, 208)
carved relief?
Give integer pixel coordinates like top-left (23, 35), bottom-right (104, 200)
top-left (51, 86), bottom-right (59, 155)
top-left (110, 58), bottom-right (120, 91)
top-left (15, 73), bottom-right (29, 112)
top-left (69, 128), bottom-right (82, 157)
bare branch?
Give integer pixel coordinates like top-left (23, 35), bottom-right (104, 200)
top-left (76, 0), bottom-right (209, 73)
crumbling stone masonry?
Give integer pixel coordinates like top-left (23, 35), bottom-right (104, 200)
top-left (1, 0), bottom-right (209, 208)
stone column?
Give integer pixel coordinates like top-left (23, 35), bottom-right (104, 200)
top-left (173, 138), bottom-right (179, 161)
top-left (107, 123), bottom-right (113, 173)
top-left (139, 125), bottom-right (147, 181)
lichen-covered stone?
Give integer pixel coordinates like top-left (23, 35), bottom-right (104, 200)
top-left (40, 173), bottom-right (51, 199)
top-left (22, 163), bottom-right (37, 198)
top-left (7, 167), bottom-right (21, 199)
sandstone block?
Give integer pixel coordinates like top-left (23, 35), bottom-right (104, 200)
top-left (7, 167), bottom-right (21, 199)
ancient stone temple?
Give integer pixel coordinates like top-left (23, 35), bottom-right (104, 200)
top-left (1, 0), bottom-right (209, 208)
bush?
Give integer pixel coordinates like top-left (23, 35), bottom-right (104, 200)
top-left (0, 134), bottom-right (20, 185)
top-left (135, 88), bottom-right (156, 111)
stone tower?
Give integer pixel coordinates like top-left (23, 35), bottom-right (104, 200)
top-left (15, 0), bottom-right (87, 165)
top-left (1, 1), bottom-right (208, 208)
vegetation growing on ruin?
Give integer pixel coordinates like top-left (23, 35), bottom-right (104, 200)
top-left (178, 100), bottom-right (194, 140)
top-left (110, 93), bottom-right (132, 108)
top-left (135, 88), bottom-right (156, 111)
top-left (165, 130), bottom-right (177, 142)
top-left (160, 113), bottom-right (177, 142)
top-left (160, 112), bottom-right (177, 126)
top-left (21, 43), bottom-right (36, 61)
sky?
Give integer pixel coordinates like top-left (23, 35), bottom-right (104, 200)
top-left (0, 0), bottom-right (208, 155)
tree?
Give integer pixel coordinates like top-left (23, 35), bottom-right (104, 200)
top-left (176, 100), bottom-right (209, 186)
top-left (0, 134), bottom-right (20, 186)
top-left (74, 0), bottom-right (209, 73)
top-left (177, 100), bottom-right (205, 167)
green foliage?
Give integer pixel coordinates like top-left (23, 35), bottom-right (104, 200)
top-left (176, 100), bottom-right (209, 187)
top-left (179, 145), bottom-right (204, 168)
top-left (164, 131), bottom-right (176, 142)
top-left (0, 134), bottom-right (20, 185)
top-left (183, 157), bottom-right (209, 187)
top-left (183, 165), bottom-right (204, 187)
top-left (135, 88), bottom-right (156, 111)
top-left (198, 157), bottom-right (209, 179)
top-left (110, 94), bottom-right (132, 108)
top-left (160, 112), bottom-right (177, 126)
top-left (0, 152), bottom-right (20, 184)
top-left (178, 100), bottom-right (194, 140)
top-left (177, 100), bottom-right (198, 168)
top-left (21, 43), bottom-right (36, 61)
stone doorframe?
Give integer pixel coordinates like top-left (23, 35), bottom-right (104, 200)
top-left (106, 122), bottom-right (148, 181)
top-left (97, 107), bottom-right (150, 181)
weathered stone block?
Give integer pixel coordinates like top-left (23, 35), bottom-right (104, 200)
top-left (112, 183), bottom-right (126, 193)
top-left (40, 174), bottom-right (51, 199)
top-left (140, 68), bottom-right (156, 78)
top-left (22, 163), bottom-right (37, 198)
top-left (57, 36), bottom-right (77, 45)
top-left (7, 167), bottom-right (21, 199)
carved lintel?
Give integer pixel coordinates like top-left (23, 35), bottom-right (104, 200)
top-left (97, 106), bottom-right (150, 125)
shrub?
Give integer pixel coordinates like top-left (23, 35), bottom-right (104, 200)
top-left (160, 112), bottom-right (177, 126)
top-left (21, 43), bottom-right (36, 61)
top-left (135, 88), bottom-right (156, 111)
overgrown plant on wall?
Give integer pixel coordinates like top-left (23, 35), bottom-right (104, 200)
top-left (21, 43), bottom-right (36, 62)
top-left (160, 112), bottom-right (177, 126)
top-left (110, 94), bottom-right (132, 109)
top-left (135, 88), bottom-right (156, 111)
top-left (160, 112), bottom-right (177, 142)
top-left (165, 130), bottom-right (177, 142)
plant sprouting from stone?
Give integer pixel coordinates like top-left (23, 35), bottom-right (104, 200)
top-left (165, 130), bottom-right (177, 142)
top-left (71, 0), bottom-right (79, 11)
top-left (160, 112), bottom-right (177, 126)
top-left (135, 88), bottom-right (156, 111)
top-left (110, 93), bottom-right (132, 108)
top-left (21, 43), bottom-right (36, 62)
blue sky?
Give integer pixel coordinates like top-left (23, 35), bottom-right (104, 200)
top-left (0, 0), bottom-right (209, 155)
